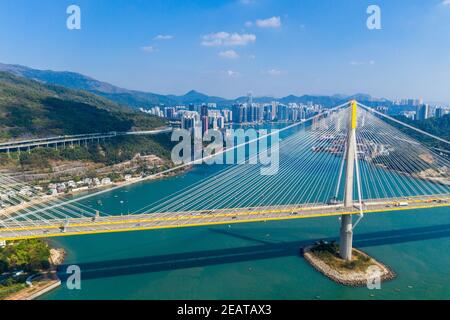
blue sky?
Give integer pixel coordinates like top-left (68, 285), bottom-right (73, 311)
top-left (1, 0), bottom-right (450, 102)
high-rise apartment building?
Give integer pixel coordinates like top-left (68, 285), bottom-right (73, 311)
top-left (416, 104), bottom-right (429, 121)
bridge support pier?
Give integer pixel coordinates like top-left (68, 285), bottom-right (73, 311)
top-left (339, 100), bottom-right (358, 261)
top-left (339, 214), bottom-right (353, 261)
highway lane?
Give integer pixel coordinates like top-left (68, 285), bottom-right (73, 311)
top-left (1, 195), bottom-right (449, 241)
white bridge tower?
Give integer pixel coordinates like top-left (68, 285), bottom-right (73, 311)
top-left (339, 100), bottom-right (358, 261)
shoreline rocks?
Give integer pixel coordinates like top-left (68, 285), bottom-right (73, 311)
top-left (49, 248), bottom-right (66, 266)
top-left (303, 245), bottom-right (396, 287)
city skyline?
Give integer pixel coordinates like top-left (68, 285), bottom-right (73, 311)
top-left (1, 0), bottom-right (450, 304)
top-left (1, 0), bottom-right (450, 103)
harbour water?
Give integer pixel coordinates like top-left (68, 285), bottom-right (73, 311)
top-left (41, 165), bottom-right (450, 300)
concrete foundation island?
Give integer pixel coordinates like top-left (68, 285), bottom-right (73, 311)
top-left (302, 242), bottom-right (396, 287)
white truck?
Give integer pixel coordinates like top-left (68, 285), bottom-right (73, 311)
top-left (395, 202), bottom-right (409, 207)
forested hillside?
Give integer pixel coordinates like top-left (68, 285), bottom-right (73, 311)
top-left (393, 114), bottom-right (450, 151)
top-left (0, 72), bottom-right (166, 141)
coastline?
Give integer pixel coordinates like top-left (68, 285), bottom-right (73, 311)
top-left (303, 245), bottom-right (396, 287)
top-left (0, 166), bottom-right (190, 299)
top-left (0, 163), bottom-right (192, 299)
top-left (3, 247), bottom-right (66, 300)
top-left (0, 164), bottom-right (191, 219)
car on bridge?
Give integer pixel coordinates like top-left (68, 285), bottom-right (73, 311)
top-left (395, 202), bottom-right (409, 207)
top-left (327, 197), bottom-right (340, 205)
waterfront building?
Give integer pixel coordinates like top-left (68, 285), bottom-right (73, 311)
top-left (208, 110), bottom-right (221, 118)
top-left (257, 105), bottom-right (264, 122)
top-left (208, 116), bottom-right (218, 130)
top-left (201, 104), bottom-right (208, 118)
top-left (289, 108), bottom-right (299, 121)
top-left (270, 102), bottom-right (279, 121)
top-left (416, 104), bottom-right (430, 121)
top-left (232, 104), bottom-right (246, 123)
top-left (401, 111), bottom-right (416, 120)
top-left (263, 105), bottom-right (272, 121)
top-left (435, 107), bottom-right (447, 118)
top-left (101, 178), bottom-right (112, 185)
top-left (201, 104), bottom-right (209, 133)
top-left (181, 111), bottom-right (200, 133)
top-left (222, 109), bottom-right (232, 123)
top-left (299, 107), bottom-right (306, 120)
top-left (201, 116), bottom-right (209, 134)
top-left (277, 105), bottom-right (288, 121)
top-left (247, 104), bottom-right (259, 123)
top-left (164, 107), bottom-right (176, 119)
top-left (376, 106), bottom-right (389, 114)
top-left (217, 116), bottom-right (225, 129)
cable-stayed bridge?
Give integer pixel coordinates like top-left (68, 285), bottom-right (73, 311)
top-left (1, 101), bottom-right (449, 259)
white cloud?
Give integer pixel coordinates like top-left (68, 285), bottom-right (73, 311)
top-left (141, 45), bottom-right (157, 53)
top-left (154, 34), bottom-right (173, 40)
top-left (266, 69), bottom-right (283, 76)
top-left (442, 0), bottom-right (450, 5)
top-left (244, 21), bottom-right (253, 27)
top-left (256, 16), bottom-right (281, 28)
top-left (219, 50), bottom-right (239, 59)
top-left (226, 70), bottom-right (240, 77)
top-left (201, 32), bottom-right (256, 47)
top-left (350, 60), bottom-right (375, 66)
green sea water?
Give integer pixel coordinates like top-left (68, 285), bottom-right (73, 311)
top-left (40, 165), bottom-right (450, 300)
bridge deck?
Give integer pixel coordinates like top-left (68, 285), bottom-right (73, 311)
top-left (0, 128), bottom-right (172, 152)
top-left (1, 196), bottom-right (449, 241)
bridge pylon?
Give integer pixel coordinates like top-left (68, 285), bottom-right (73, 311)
top-left (339, 100), bottom-right (358, 261)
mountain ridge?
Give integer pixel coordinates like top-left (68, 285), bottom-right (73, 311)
top-left (0, 62), bottom-right (387, 108)
top-left (0, 71), bottom-right (166, 140)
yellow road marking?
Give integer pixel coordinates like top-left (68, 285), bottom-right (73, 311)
top-left (3, 197), bottom-right (448, 232)
top-left (1, 202), bottom-right (449, 241)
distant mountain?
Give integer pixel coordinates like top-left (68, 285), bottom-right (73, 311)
top-left (167, 90), bottom-right (228, 105)
top-left (0, 63), bottom-right (232, 108)
top-left (0, 62), bottom-right (387, 108)
top-left (0, 63), bottom-right (127, 94)
top-left (0, 72), bottom-right (166, 140)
